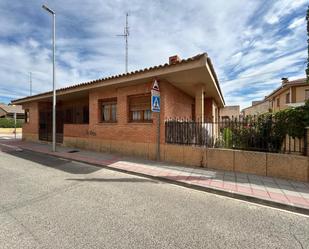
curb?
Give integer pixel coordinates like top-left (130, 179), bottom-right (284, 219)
top-left (5, 145), bottom-right (309, 216)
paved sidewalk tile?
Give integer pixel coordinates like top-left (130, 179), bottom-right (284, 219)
top-left (1, 139), bottom-right (309, 212)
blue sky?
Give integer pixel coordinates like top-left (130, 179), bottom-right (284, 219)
top-left (0, 0), bottom-right (307, 109)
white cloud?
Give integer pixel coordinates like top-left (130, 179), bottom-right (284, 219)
top-left (0, 0), bottom-right (306, 110)
top-left (288, 17), bottom-right (305, 29)
top-left (264, 0), bottom-right (307, 25)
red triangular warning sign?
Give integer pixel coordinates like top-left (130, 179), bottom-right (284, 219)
top-left (152, 80), bottom-right (160, 91)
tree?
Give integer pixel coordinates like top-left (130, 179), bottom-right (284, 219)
top-left (307, 5), bottom-right (309, 83)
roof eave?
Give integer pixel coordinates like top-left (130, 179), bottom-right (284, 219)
top-left (205, 57), bottom-right (225, 107)
top-left (12, 53), bottom-right (226, 107)
top-left (265, 79), bottom-right (307, 100)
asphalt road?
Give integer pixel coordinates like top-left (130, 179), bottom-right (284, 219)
top-left (0, 149), bottom-right (309, 249)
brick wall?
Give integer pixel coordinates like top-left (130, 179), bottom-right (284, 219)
top-left (21, 81), bottom-right (216, 160)
top-left (63, 124), bottom-right (89, 137)
top-left (22, 102), bottom-right (39, 138)
top-left (162, 144), bottom-right (309, 182)
top-left (163, 82), bottom-right (194, 119)
top-left (85, 80), bottom-right (195, 145)
top-left (88, 82), bottom-right (157, 144)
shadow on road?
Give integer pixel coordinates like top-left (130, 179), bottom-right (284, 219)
top-left (4, 150), bottom-right (101, 174)
top-left (66, 177), bottom-right (159, 183)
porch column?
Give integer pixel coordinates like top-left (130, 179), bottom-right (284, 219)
top-left (195, 84), bottom-right (205, 122)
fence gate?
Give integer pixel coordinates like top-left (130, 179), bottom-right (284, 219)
top-left (39, 110), bottom-right (63, 143)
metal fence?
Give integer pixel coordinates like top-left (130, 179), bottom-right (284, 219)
top-left (165, 117), bottom-right (306, 155)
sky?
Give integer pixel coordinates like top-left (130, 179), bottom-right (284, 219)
top-left (0, 0), bottom-right (307, 109)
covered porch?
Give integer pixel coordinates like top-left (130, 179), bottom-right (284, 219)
top-left (38, 91), bottom-right (89, 144)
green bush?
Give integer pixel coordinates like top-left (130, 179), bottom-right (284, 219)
top-left (0, 118), bottom-right (23, 128)
top-left (273, 99), bottom-right (309, 139)
top-left (223, 128), bottom-right (233, 148)
top-left (221, 100), bottom-right (309, 152)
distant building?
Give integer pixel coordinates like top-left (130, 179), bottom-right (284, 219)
top-left (242, 77), bottom-right (309, 115)
top-left (0, 104), bottom-right (24, 119)
top-left (266, 78), bottom-right (309, 112)
top-left (242, 100), bottom-right (269, 116)
top-left (220, 105), bottom-right (240, 119)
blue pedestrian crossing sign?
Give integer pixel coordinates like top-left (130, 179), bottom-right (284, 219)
top-left (151, 95), bottom-right (160, 112)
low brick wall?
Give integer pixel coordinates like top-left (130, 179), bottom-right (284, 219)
top-left (63, 136), bottom-right (157, 161)
top-left (0, 128), bottom-right (22, 134)
top-left (22, 132), bottom-right (38, 142)
top-left (24, 133), bottom-right (309, 182)
top-left (161, 144), bottom-right (309, 182)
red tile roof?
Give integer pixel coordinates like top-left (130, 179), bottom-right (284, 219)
top-left (265, 78), bottom-right (307, 99)
top-left (0, 104), bottom-right (24, 114)
top-left (12, 53), bottom-right (223, 104)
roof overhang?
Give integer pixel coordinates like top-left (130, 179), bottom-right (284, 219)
top-left (265, 81), bottom-right (308, 100)
top-left (286, 102), bottom-right (306, 108)
top-left (12, 53), bottom-right (225, 107)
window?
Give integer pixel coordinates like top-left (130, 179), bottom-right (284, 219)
top-left (276, 98), bottom-right (280, 107)
top-left (25, 109), bottom-right (30, 123)
top-left (100, 99), bottom-right (117, 122)
top-left (305, 89), bottom-right (309, 101)
top-left (129, 94), bottom-right (152, 122)
top-left (64, 105), bottom-right (89, 124)
top-left (285, 93), bottom-right (289, 103)
top-left (83, 106), bottom-right (89, 124)
top-left (65, 109), bottom-right (73, 123)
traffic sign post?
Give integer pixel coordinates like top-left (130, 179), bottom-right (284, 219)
top-left (151, 95), bottom-right (160, 112)
top-left (151, 79), bottom-right (161, 161)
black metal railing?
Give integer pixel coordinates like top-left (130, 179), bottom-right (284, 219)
top-left (165, 118), bottom-right (215, 146)
top-left (165, 116), bottom-right (305, 155)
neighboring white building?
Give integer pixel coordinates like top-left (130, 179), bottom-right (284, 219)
top-left (220, 105), bottom-right (240, 119)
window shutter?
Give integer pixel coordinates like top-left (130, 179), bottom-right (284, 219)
top-left (129, 95), bottom-right (150, 111)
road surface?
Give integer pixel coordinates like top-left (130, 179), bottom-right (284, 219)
top-left (0, 149), bottom-right (308, 249)
top-left (0, 133), bottom-right (22, 140)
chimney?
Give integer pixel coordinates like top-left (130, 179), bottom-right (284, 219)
top-left (281, 77), bottom-right (289, 84)
top-left (169, 55), bottom-right (181, 65)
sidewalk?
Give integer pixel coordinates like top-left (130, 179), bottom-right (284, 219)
top-left (1, 139), bottom-right (309, 214)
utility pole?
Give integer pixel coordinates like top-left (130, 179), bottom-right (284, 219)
top-left (29, 72), bottom-right (32, 96)
top-left (42, 4), bottom-right (56, 152)
top-left (14, 112), bottom-right (16, 140)
top-left (117, 13), bottom-right (129, 73)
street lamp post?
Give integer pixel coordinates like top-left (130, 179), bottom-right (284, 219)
top-left (42, 4), bottom-right (56, 152)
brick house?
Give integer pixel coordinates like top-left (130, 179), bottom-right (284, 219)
top-left (12, 53), bottom-right (225, 159)
top-left (266, 78), bottom-right (309, 112)
top-left (0, 104), bottom-right (25, 120)
top-left (241, 78), bottom-right (309, 115)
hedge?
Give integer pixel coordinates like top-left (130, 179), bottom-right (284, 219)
top-left (0, 118), bottom-right (23, 128)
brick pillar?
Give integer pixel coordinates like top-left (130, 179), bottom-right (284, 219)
top-left (195, 84), bottom-right (205, 122)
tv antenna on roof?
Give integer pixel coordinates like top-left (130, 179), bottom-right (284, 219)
top-left (117, 13), bottom-right (130, 73)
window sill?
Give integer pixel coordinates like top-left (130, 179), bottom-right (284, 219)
top-left (64, 123), bottom-right (89, 125)
top-left (97, 122), bottom-right (118, 125)
top-left (128, 121), bottom-right (153, 125)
